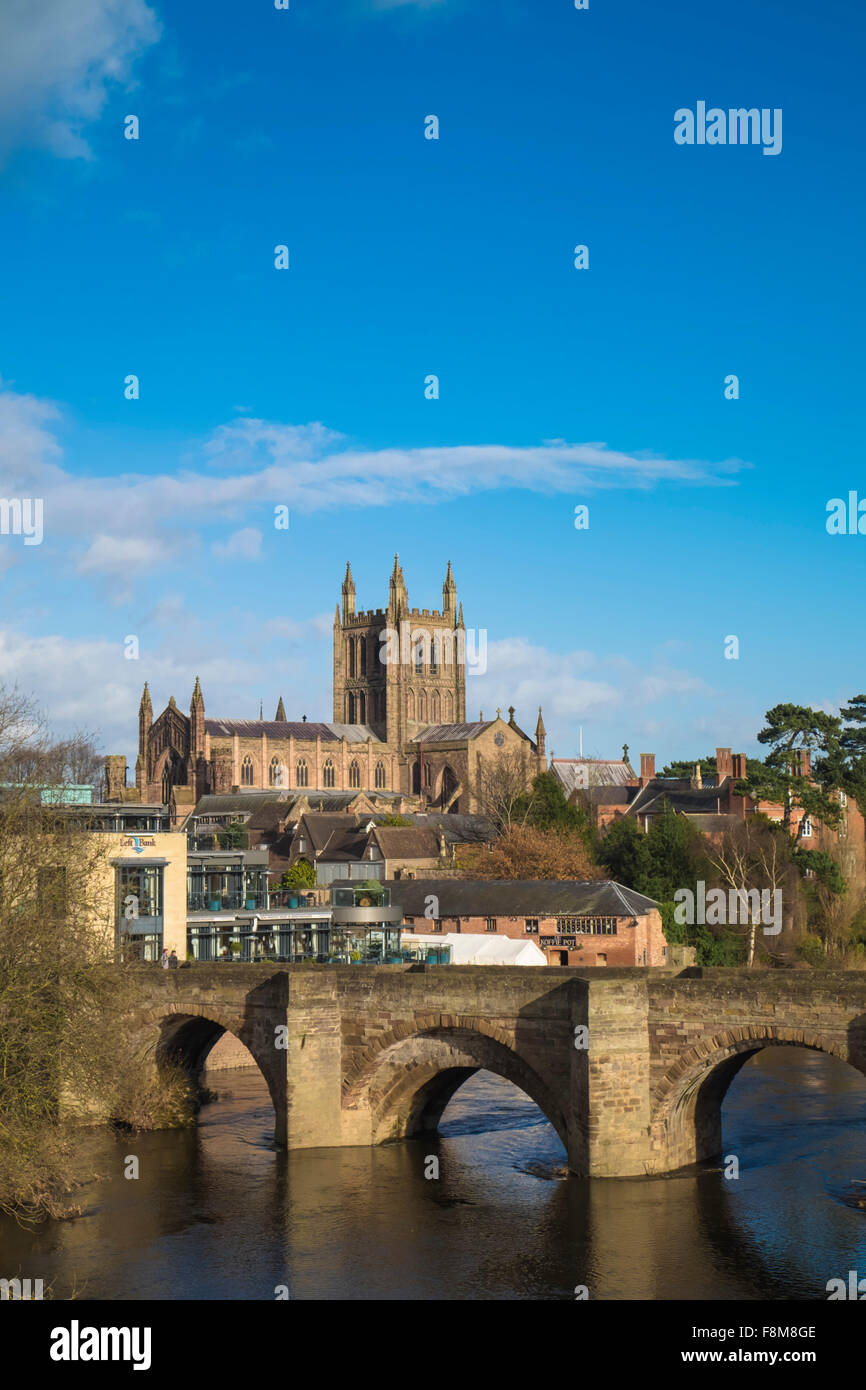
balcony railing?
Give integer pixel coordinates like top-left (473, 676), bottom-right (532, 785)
top-left (187, 890), bottom-right (269, 912)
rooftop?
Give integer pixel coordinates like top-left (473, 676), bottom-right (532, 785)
top-left (390, 878), bottom-right (660, 917)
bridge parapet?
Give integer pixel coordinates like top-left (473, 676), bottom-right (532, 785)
top-left (124, 966), bottom-right (866, 1177)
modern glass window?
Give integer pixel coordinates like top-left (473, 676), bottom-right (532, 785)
top-left (116, 864), bottom-right (164, 960)
top-left (117, 864), bottom-right (163, 921)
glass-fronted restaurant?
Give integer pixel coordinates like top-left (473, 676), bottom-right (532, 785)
top-left (187, 850), bottom-right (269, 912)
top-left (187, 881), bottom-right (409, 963)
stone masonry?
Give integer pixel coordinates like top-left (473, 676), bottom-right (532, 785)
top-left (126, 964), bottom-right (866, 1177)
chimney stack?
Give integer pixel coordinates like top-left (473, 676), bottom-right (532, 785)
top-left (640, 752), bottom-right (655, 786)
top-left (731, 752), bottom-right (746, 780)
top-left (716, 747), bottom-right (733, 783)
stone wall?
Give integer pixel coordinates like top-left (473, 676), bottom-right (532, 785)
top-left (126, 964), bottom-right (866, 1179)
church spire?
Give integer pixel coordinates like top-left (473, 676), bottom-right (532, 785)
top-left (275, 696), bottom-right (286, 721)
top-left (342, 561), bottom-right (356, 620)
top-left (535, 706), bottom-right (546, 756)
top-left (190, 677), bottom-right (205, 756)
top-left (138, 682), bottom-right (152, 758)
top-left (388, 553), bottom-right (408, 618)
top-left (443, 560), bottom-right (456, 615)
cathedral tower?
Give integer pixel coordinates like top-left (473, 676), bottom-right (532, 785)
top-left (332, 558), bottom-right (467, 750)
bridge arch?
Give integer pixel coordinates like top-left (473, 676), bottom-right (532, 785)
top-left (136, 1002), bottom-right (281, 1127)
top-left (650, 1024), bottom-right (866, 1173)
top-left (342, 1020), bottom-right (568, 1147)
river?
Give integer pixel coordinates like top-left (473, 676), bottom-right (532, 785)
top-left (3, 1048), bottom-right (866, 1300)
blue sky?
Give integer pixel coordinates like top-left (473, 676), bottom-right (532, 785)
top-left (0, 0), bottom-right (863, 770)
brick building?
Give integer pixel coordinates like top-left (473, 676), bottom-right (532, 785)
top-left (393, 878), bottom-right (666, 967)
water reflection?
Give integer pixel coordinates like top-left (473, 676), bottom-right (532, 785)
top-left (1, 1048), bottom-right (865, 1300)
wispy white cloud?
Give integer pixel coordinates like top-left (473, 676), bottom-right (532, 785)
top-left (0, 0), bottom-right (161, 165)
top-left (0, 382), bottom-right (749, 592)
top-left (212, 527), bottom-right (263, 562)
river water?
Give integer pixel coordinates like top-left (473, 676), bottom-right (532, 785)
top-left (4, 1048), bottom-right (866, 1300)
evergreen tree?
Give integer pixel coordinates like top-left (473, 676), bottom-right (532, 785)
top-left (597, 816), bottom-right (650, 889)
top-left (738, 704), bottom-right (843, 830)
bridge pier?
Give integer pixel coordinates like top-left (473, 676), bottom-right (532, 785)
top-left (128, 965), bottom-right (866, 1180)
top-left (576, 977), bottom-right (653, 1177)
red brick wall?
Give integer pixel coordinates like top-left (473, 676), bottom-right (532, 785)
top-left (402, 909), bottom-right (667, 967)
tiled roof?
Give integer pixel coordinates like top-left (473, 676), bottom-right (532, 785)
top-left (318, 829), bottom-right (370, 861)
top-left (412, 722), bottom-right (493, 743)
top-left (627, 780), bottom-right (728, 817)
top-left (192, 791), bottom-right (295, 818)
top-left (205, 719), bottom-right (380, 743)
top-left (246, 801), bottom-right (291, 832)
top-left (390, 878), bottom-right (659, 917)
top-left (551, 758), bottom-right (636, 791)
top-left (372, 826), bottom-right (440, 859)
top-left (300, 812), bottom-right (369, 851)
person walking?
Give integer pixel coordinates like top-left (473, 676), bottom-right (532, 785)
top-left (168, 949), bottom-right (179, 969)
top-left (160, 947), bottom-right (170, 969)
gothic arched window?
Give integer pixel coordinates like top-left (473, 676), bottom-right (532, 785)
top-left (241, 755), bottom-right (254, 786)
top-left (407, 691), bottom-right (416, 721)
top-left (348, 638), bottom-right (355, 678)
top-left (269, 757), bottom-right (285, 787)
top-left (431, 692), bottom-right (441, 723)
top-left (359, 692), bottom-right (366, 724)
top-left (349, 760), bottom-right (360, 789)
top-left (375, 760), bottom-right (386, 789)
top-left (323, 758), bottom-right (335, 788)
top-left (360, 637), bottom-right (367, 675)
top-left (296, 758), bottom-right (308, 787)
top-left (444, 692), bottom-right (454, 723)
top-left (418, 691), bottom-right (428, 722)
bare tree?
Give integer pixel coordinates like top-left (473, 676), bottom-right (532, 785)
top-left (0, 685), bottom-right (185, 1219)
top-left (707, 818), bottom-right (801, 966)
top-left (465, 748), bottom-right (535, 832)
top-left (458, 825), bottom-right (603, 880)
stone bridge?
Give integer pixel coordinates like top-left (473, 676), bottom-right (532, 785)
top-left (127, 964), bottom-right (866, 1177)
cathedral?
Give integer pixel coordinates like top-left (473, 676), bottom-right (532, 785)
top-left (105, 558), bottom-right (547, 816)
